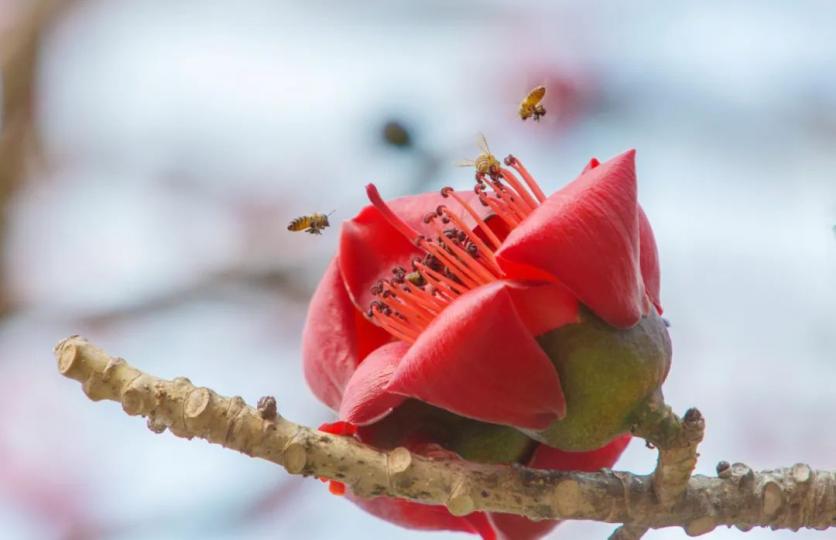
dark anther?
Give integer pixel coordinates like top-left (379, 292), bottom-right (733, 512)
top-left (503, 154), bottom-right (517, 166)
top-left (257, 396), bottom-right (278, 420)
top-left (441, 216), bottom-right (450, 224)
top-left (466, 243), bottom-right (478, 257)
top-left (436, 205), bottom-right (446, 216)
top-left (440, 187), bottom-right (453, 197)
top-left (370, 280), bottom-right (384, 295)
top-left (457, 231), bottom-right (467, 242)
top-left (423, 212), bottom-right (436, 224)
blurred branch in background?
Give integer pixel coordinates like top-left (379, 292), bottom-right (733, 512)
top-left (0, 0), bottom-right (71, 315)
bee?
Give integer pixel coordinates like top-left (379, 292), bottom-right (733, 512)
top-left (518, 85), bottom-right (546, 121)
top-left (457, 133), bottom-right (501, 177)
top-left (287, 211), bottom-right (334, 235)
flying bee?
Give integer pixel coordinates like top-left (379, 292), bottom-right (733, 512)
top-left (457, 133), bottom-right (501, 177)
top-left (518, 85), bottom-right (546, 121)
top-left (287, 211), bottom-right (334, 235)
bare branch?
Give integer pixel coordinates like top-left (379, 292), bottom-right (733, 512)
top-left (54, 336), bottom-right (836, 534)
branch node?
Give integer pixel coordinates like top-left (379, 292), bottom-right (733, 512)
top-left (280, 431), bottom-right (307, 474)
top-left (257, 395), bottom-right (278, 420)
top-left (731, 463), bottom-right (755, 489)
top-left (147, 417), bottom-right (167, 434)
top-left (609, 524), bottom-right (647, 540)
top-left (102, 357), bottom-right (125, 380)
top-left (184, 387), bottom-right (212, 419)
top-left (387, 447), bottom-right (413, 475)
top-left (791, 463), bottom-right (812, 484)
top-left (685, 516), bottom-right (716, 536)
top-left (554, 479), bottom-right (581, 517)
top-left (121, 379), bottom-right (147, 416)
top-left (762, 481), bottom-right (783, 516)
top-left (446, 480), bottom-right (474, 516)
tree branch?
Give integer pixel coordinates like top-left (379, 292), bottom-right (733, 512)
top-left (54, 336), bottom-right (836, 535)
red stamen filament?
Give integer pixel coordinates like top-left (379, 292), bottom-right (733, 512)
top-left (414, 262), bottom-right (463, 298)
top-left (428, 222), bottom-right (499, 283)
top-left (373, 311), bottom-right (420, 343)
top-left (364, 155), bottom-right (549, 341)
top-left (505, 158), bottom-right (547, 203)
top-left (499, 168), bottom-right (539, 211)
top-left (442, 190), bottom-right (503, 250)
top-left (420, 241), bottom-right (483, 289)
top-left (381, 282), bottom-right (437, 322)
top-left (366, 184), bottom-right (422, 241)
top-left (400, 282), bottom-right (447, 313)
top-left (480, 195), bottom-right (522, 227)
top-left (485, 181), bottom-right (530, 220)
top-left (439, 207), bottom-right (502, 273)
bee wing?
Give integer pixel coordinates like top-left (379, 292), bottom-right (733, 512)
top-left (476, 133), bottom-right (491, 154)
top-left (455, 159), bottom-right (475, 168)
top-left (527, 85), bottom-right (546, 103)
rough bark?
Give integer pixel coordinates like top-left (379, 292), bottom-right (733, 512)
top-left (54, 336), bottom-right (836, 535)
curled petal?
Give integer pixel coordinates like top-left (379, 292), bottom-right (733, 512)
top-left (496, 150), bottom-right (645, 328)
top-left (387, 281), bottom-right (566, 429)
top-left (487, 513), bottom-right (558, 540)
top-left (346, 495), bottom-right (495, 539)
top-left (339, 190), bottom-right (490, 310)
top-left (487, 434), bottom-right (632, 539)
top-left (302, 257), bottom-right (391, 410)
top-left (528, 433), bottom-right (632, 471)
top-left (504, 280), bottom-right (579, 337)
top-left (639, 206), bottom-right (662, 314)
top-left (339, 341), bottom-right (409, 425)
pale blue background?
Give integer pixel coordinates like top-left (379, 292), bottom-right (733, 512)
top-left (1, 1), bottom-right (834, 539)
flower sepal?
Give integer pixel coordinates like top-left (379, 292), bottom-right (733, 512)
top-left (523, 309), bottom-right (671, 451)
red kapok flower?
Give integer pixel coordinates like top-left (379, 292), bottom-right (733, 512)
top-left (303, 149), bottom-right (669, 539)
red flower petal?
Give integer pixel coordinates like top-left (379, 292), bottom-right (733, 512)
top-left (528, 433), bottom-right (632, 471)
top-left (302, 257), bottom-right (392, 410)
top-left (346, 495), bottom-right (495, 538)
top-left (487, 434), bottom-right (631, 540)
top-left (339, 341), bottom-right (409, 425)
top-left (387, 281), bottom-right (566, 429)
top-left (639, 206), bottom-right (662, 314)
top-left (496, 150), bottom-right (645, 328)
top-left (339, 190), bottom-right (489, 311)
top-left (318, 421), bottom-right (357, 436)
top-left (487, 513), bottom-right (558, 540)
top-left (503, 280), bottom-right (579, 337)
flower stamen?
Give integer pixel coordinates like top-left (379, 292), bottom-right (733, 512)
top-left (365, 155), bottom-right (548, 341)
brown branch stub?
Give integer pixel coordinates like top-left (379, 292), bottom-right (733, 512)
top-left (54, 336), bottom-right (836, 533)
top-left (631, 393), bottom-right (706, 519)
top-left (257, 396), bottom-right (278, 420)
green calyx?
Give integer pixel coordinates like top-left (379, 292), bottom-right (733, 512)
top-left (524, 308), bottom-right (672, 452)
top-left (362, 399), bottom-right (536, 465)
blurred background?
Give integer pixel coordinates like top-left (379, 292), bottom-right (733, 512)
top-left (1, 1), bottom-right (834, 539)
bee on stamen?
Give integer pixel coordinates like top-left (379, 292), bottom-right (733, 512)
top-left (457, 134), bottom-right (501, 178)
